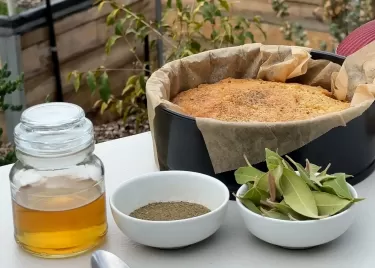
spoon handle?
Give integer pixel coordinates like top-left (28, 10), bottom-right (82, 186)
top-left (91, 250), bottom-right (131, 268)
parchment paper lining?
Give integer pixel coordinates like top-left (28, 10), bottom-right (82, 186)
top-left (146, 43), bottom-right (375, 174)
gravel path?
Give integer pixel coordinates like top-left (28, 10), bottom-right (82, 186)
top-left (17, 0), bottom-right (44, 9)
top-left (94, 116), bottom-right (150, 143)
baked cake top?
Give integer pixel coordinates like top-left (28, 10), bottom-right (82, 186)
top-left (172, 78), bottom-right (350, 122)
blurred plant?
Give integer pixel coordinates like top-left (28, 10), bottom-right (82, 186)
top-left (69, 0), bottom-right (266, 131)
top-left (0, 63), bottom-right (23, 166)
top-left (271, 0), bottom-right (309, 46)
top-left (271, 0), bottom-right (374, 50)
top-left (0, 2), bottom-right (24, 15)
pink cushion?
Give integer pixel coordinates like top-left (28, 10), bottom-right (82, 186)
top-left (336, 20), bottom-right (375, 56)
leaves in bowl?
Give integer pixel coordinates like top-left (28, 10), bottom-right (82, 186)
top-left (235, 149), bottom-right (364, 221)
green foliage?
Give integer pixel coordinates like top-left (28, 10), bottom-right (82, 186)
top-left (69, 0), bottom-right (266, 132)
top-left (0, 63), bottom-right (23, 166)
top-left (0, 2), bottom-right (8, 15)
top-left (0, 2), bottom-right (24, 16)
top-left (236, 149), bottom-right (361, 221)
top-left (272, 0), bottom-right (374, 49)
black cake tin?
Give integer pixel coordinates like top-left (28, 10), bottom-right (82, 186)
top-left (153, 50), bottom-right (375, 196)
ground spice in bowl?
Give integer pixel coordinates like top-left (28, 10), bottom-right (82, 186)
top-left (129, 201), bottom-right (211, 221)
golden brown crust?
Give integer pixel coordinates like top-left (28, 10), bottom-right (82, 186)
top-left (171, 78), bottom-right (350, 122)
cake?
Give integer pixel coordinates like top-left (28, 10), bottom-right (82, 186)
top-left (171, 78), bottom-right (350, 122)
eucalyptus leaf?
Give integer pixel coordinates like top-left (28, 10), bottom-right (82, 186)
top-left (282, 159), bottom-right (294, 170)
top-left (265, 148), bottom-right (283, 170)
top-left (285, 155), bottom-right (320, 191)
top-left (288, 214), bottom-right (299, 221)
top-left (271, 165), bottom-right (283, 195)
top-left (267, 200), bottom-right (309, 221)
top-left (312, 191), bottom-right (351, 216)
top-left (235, 151), bottom-right (364, 221)
top-left (315, 174), bottom-right (336, 183)
top-left (235, 166), bottom-right (264, 185)
top-left (260, 207), bottom-right (290, 221)
top-left (242, 186), bottom-right (268, 206)
top-left (280, 168), bottom-right (319, 218)
top-left (234, 194), bottom-right (261, 215)
top-left (319, 163), bottom-right (331, 176)
top-left (305, 159), bottom-right (321, 174)
top-left (246, 182), bottom-right (254, 189)
top-left (255, 172), bottom-right (269, 192)
top-left (321, 174), bottom-right (352, 200)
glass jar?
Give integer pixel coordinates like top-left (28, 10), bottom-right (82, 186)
top-left (9, 103), bottom-right (107, 258)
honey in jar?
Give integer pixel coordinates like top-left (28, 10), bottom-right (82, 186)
top-left (9, 103), bottom-right (107, 258)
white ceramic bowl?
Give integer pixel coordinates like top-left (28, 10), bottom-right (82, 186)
top-left (236, 183), bottom-right (358, 248)
top-left (110, 171), bottom-right (229, 248)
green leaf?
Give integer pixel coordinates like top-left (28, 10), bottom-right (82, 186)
top-left (281, 159), bottom-right (292, 170)
top-left (242, 186), bottom-right (268, 206)
top-left (321, 174), bottom-right (352, 200)
top-left (235, 194), bottom-right (261, 215)
top-left (219, 0), bottom-right (230, 11)
top-left (306, 159), bottom-right (321, 174)
top-left (115, 100), bottom-right (123, 115)
top-left (312, 191), bottom-right (351, 216)
top-left (235, 166), bottom-right (265, 184)
top-left (100, 101), bottom-right (108, 114)
top-left (265, 148), bottom-right (283, 170)
top-left (190, 40), bottom-right (201, 53)
top-left (255, 172), bottom-right (269, 192)
top-left (126, 75), bottom-right (138, 86)
top-left (86, 71), bottom-right (96, 93)
top-left (105, 35), bottom-right (121, 55)
top-left (320, 163), bottom-right (331, 176)
top-left (267, 200), bottom-right (309, 221)
top-left (139, 75), bottom-right (146, 90)
top-left (122, 84), bottom-right (134, 96)
top-left (211, 29), bottom-right (219, 40)
top-left (260, 207), bottom-right (290, 220)
top-left (201, 2), bottom-right (219, 24)
top-left (72, 72), bottom-right (82, 92)
top-left (285, 155), bottom-right (320, 191)
top-left (236, 34), bottom-right (245, 45)
top-left (67, 71), bottom-right (73, 82)
top-left (99, 72), bottom-right (111, 102)
top-left (166, 0), bottom-right (172, 8)
top-left (271, 164), bottom-right (283, 193)
top-left (115, 19), bottom-right (126, 35)
top-left (245, 31), bottom-right (255, 43)
top-left (280, 168), bottom-right (319, 218)
top-left (223, 21), bottom-right (232, 39)
top-left (106, 8), bottom-right (120, 26)
top-left (98, 1), bottom-right (106, 12)
top-left (176, 0), bottom-right (183, 11)
top-left (352, 198), bottom-right (365, 203)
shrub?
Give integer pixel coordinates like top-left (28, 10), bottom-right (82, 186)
top-left (0, 63), bottom-right (23, 166)
top-left (70, 0), bottom-right (266, 131)
top-left (271, 0), bottom-right (374, 50)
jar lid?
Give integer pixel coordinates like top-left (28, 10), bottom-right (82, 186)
top-left (14, 102), bottom-right (94, 157)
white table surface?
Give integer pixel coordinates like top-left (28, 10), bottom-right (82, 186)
top-left (1, 131), bottom-right (375, 268)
